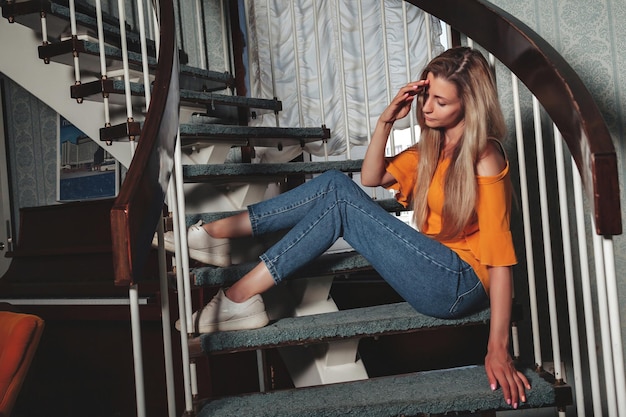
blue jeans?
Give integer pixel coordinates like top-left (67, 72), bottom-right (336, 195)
top-left (248, 170), bottom-right (489, 319)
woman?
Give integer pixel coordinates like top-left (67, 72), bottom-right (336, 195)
top-left (176, 47), bottom-right (530, 407)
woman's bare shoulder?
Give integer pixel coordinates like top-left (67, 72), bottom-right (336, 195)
top-left (476, 140), bottom-right (506, 176)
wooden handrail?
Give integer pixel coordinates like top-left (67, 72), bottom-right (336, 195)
top-left (408, 0), bottom-right (621, 236)
top-left (110, 0), bottom-right (179, 286)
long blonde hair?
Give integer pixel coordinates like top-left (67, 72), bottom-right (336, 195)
top-left (412, 47), bottom-right (506, 239)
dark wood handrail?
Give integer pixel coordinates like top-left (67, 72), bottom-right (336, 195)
top-left (408, 0), bottom-right (621, 236)
top-left (110, 0), bottom-right (179, 286)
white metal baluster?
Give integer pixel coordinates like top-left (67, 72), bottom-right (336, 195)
top-left (136, 0), bottom-right (151, 110)
top-left (156, 219), bottom-right (177, 417)
top-left (68, 0), bottom-right (82, 91)
top-left (379, 0), bottom-right (395, 155)
top-left (424, 11), bottom-right (433, 61)
top-left (170, 135), bottom-right (195, 414)
top-left (117, 0), bottom-right (136, 153)
top-left (334, 0), bottom-right (351, 159)
top-left (357, 0), bottom-right (371, 146)
top-left (602, 237), bottom-right (626, 417)
top-left (129, 284), bottom-right (146, 417)
top-left (118, 0), bottom-right (142, 414)
top-left (401, 3), bottom-right (416, 146)
top-left (312, 0), bottom-right (328, 159)
top-left (262, 0), bottom-right (279, 126)
top-left (511, 75), bottom-right (542, 369)
top-left (221, 0), bottom-right (234, 80)
top-left (40, 11), bottom-right (49, 45)
top-left (445, 23), bottom-right (453, 49)
top-left (194, 0), bottom-right (207, 69)
top-left (553, 129), bottom-right (585, 415)
top-left (289, 2), bottom-right (305, 131)
top-left (573, 164), bottom-right (603, 416)
top-left (591, 227), bottom-right (618, 417)
top-left (138, 1), bottom-right (176, 415)
top-left (532, 97), bottom-right (564, 387)
top-left (94, 0), bottom-right (111, 129)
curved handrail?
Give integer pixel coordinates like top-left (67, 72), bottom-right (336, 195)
top-left (110, 0), bottom-right (179, 285)
top-left (408, 0), bottom-right (621, 236)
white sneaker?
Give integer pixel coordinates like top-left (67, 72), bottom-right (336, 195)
top-left (175, 289), bottom-right (270, 334)
top-left (152, 220), bottom-right (231, 267)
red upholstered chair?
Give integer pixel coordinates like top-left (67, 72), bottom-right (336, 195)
top-left (0, 309), bottom-right (45, 417)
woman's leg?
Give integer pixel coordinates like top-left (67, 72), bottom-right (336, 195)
top-left (236, 170), bottom-right (488, 318)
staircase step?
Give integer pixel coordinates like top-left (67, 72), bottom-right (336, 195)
top-left (192, 251), bottom-right (373, 288)
top-left (196, 365), bottom-right (557, 417)
top-left (70, 79), bottom-right (280, 116)
top-left (179, 124), bottom-right (331, 150)
top-left (185, 198), bottom-right (406, 226)
top-left (192, 302), bottom-right (490, 355)
top-left (183, 159), bottom-right (362, 184)
top-left (4, 0), bottom-right (162, 58)
top-left (38, 38), bottom-right (226, 90)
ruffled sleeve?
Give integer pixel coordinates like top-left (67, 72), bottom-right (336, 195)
top-left (474, 162), bottom-right (517, 266)
top-left (384, 146), bottom-right (419, 208)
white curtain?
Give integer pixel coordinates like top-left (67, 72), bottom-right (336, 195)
top-left (244, 0), bottom-right (443, 162)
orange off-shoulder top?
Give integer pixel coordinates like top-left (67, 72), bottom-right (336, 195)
top-left (385, 146), bottom-right (517, 293)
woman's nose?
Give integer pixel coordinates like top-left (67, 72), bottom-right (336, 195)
top-left (422, 96), bottom-right (433, 113)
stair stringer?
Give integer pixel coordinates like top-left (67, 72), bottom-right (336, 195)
top-left (0, 17), bottom-right (135, 168)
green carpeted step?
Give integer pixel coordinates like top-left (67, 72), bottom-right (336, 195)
top-left (195, 302), bottom-right (490, 354)
top-left (183, 160), bottom-right (363, 183)
top-left (70, 79), bottom-right (281, 114)
top-left (179, 123), bottom-right (331, 149)
top-left (193, 251), bottom-right (371, 287)
top-left (186, 197), bottom-right (406, 226)
top-left (196, 365), bottom-right (557, 417)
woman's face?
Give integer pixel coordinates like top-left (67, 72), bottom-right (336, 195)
top-left (421, 72), bottom-right (464, 131)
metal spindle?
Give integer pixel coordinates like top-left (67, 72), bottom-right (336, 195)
top-left (602, 237), bottom-right (626, 417)
top-left (554, 128), bottom-right (585, 416)
top-left (379, 0), bottom-right (395, 155)
top-left (68, 0), bottom-right (82, 89)
top-left (94, 0), bottom-right (111, 128)
top-left (136, 0), bottom-right (152, 107)
top-left (194, 0), bottom-right (207, 69)
top-left (592, 227), bottom-right (618, 417)
top-left (117, 0), bottom-right (136, 152)
top-left (532, 96), bottom-right (564, 382)
top-left (333, 0), bottom-right (351, 159)
top-left (40, 11), bottom-right (49, 45)
top-left (401, 3), bottom-right (416, 145)
top-left (572, 163), bottom-right (603, 416)
top-left (289, 2), bottom-right (305, 130)
top-left (511, 75), bottom-right (542, 369)
top-left (170, 141), bottom-right (195, 414)
top-left (357, 0), bottom-right (372, 145)
top-left (312, 0), bottom-right (328, 159)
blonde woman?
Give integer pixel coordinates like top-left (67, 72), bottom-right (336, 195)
top-left (177, 47), bottom-right (530, 407)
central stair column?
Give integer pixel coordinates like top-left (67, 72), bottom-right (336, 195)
top-left (272, 276), bottom-right (369, 387)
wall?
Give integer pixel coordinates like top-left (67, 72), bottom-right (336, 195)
top-left (491, 0), bottom-right (626, 368)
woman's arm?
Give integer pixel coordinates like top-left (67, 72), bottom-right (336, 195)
top-left (485, 266), bottom-right (531, 408)
top-left (361, 80), bottom-right (428, 187)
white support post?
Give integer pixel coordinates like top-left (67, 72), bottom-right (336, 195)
top-left (553, 129), bottom-right (585, 416)
top-left (169, 154), bottom-right (195, 414)
top-left (573, 165), bottom-right (603, 416)
top-left (532, 96), bottom-right (564, 382)
top-left (591, 228), bottom-right (618, 417)
top-left (511, 75), bottom-right (542, 369)
top-left (129, 284), bottom-right (147, 417)
top-left (117, 0), bottom-right (136, 153)
top-left (602, 237), bottom-right (626, 417)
